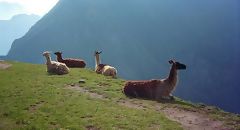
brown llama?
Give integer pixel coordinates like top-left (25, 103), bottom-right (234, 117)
top-left (123, 60), bottom-right (186, 100)
top-left (54, 52), bottom-right (86, 68)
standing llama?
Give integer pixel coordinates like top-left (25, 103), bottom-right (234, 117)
top-left (43, 51), bottom-right (69, 75)
top-left (123, 60), bottom-right (186, 100)
top-left (54, 51), bottom-right (86, 68)
top-left (94, 51), bottom-right (117, 78)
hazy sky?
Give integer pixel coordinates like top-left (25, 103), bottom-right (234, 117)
top-left (0, 0), bottom-right (59, 20)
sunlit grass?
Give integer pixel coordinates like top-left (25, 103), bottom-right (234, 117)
top-left (0, 61), bottom-right (183, 129)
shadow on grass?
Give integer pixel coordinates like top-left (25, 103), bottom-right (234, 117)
top-left (126, 95), bottom-right (197, 108)
top-left (157, 98), bottom-right (197, 108)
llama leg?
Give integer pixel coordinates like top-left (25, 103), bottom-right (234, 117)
top-left (160, 90), bottom-right (173, 100)
top-left (169, 94), bottom-right (174, 100)
top-left (160, 95), bottom-right (174, 100)
top-left (133, 90), bottom-right (139, 98)
top-left (161, 96), bottom-right (170, 100)
top-left (156, 93), bottom-right (165, 101)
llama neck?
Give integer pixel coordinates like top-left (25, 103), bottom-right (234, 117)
top-left (57, 54), bottom-right (63, 61)
top-left (45, 56), bottom-right (52, 65)
top-left (95, 55), bottom-right (100, 68)
top-left (167, 64), bottom-right (178, 87)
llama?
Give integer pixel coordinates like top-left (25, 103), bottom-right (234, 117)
top-left (43, 51), bottom-right (70, 75)
top-left (123, 60), bottom-right (186, 100)
top-left (94, 51), bottom-right (117, 78)
top-left (54, 52), bottom-right (86, 68)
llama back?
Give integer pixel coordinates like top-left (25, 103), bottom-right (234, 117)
top-left (57, 64), bottom-right (70, 74)
top-left (52, 61), bottom-right (69, 75)
top-left (103, 66), bottom-right (117, 77)
top-left (123, 80), bottom-right (158, 99)
top-left (60, 59), bottom-right (86, 68)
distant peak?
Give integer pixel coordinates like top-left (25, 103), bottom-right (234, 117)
top-left (11, 14), bottom-right (41, 20)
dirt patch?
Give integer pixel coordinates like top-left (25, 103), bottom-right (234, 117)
top-left (49, 121), bottom-right (60, 129)
top-left (115, 98), bottom-right (230, 130)
top-left (85, 125), bottom-right (100, 130)
top-left (81, 115), bottom-right (93, 119)
top-left (162, 107), bottom-right (230, 130)
top-left (0, 61), bottom-right (12, 69)
top-left (148, 124), bottom-right (161, 129)
top-left (117, 99), bottom-right (147, 110)
top-left (65, 84), bottom-right (107, 100)
top-left (96, 82), bottom-right (110, 87)
top-left (26, 101), bottom-right (45, 113)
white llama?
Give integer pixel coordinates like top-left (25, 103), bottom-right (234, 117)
top-left (94, 51), bottom-right (117, 78)
top-left (43, 51), bottom-right (69, 75)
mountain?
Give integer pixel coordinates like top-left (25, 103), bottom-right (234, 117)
top-left (0, 14), bottom-right (40, 55)
top-left (6, 0), bottom-right (240, 113)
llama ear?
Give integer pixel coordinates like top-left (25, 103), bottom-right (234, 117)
top-left (95, 50), bottom-right (102, 54)
top-left (168, 60), bottom-right (174, 64)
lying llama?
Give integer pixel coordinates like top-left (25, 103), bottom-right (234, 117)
top-left (54, 51), bottom-right (86, 68)
top-left (43, 51), bottom-right (69, 75)
top-left (123, 60), bottom-right (186, 100)
top-left (94, 51), bottom-right (117, 78)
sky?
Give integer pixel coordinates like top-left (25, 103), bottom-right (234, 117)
top-left (0, 0), bottom-right (59, 20)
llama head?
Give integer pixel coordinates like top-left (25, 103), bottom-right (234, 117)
top-left (169, 60), bottom-right (186, 70)
top-left (94, 50), bottom-right (102, 56)
top-left (54, 51), bottom-right (62, 56)
top-left (43, 51), bottom-right (51, 57)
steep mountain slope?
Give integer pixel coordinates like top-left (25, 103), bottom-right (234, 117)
top-left (0, 14), bottom-right (40, 55)
top-left (0, 61), bottom-right (239, 129)
top-left (6, 0), bottom-right (240, 113)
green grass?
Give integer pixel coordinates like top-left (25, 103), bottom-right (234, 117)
top-left (0, 61), bottom-right (183, 130)
top-left (1, 61), bottom-right (240, 130)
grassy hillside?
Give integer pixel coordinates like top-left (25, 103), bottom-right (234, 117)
top-left (0, 61), bottom-right (239, 130)
top-left (6, 0), bottom-right (240, 114)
